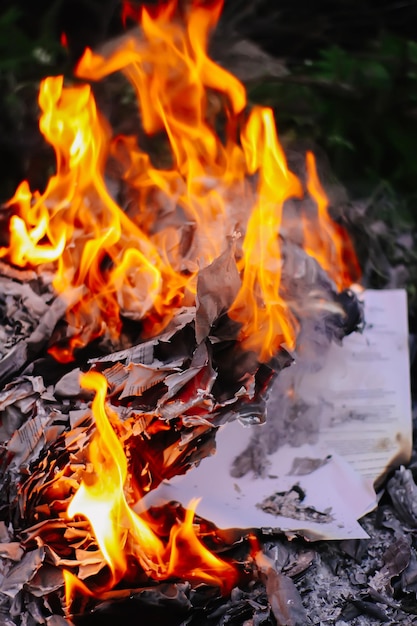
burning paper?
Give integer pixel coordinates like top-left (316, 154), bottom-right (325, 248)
top-left (144, 289), bottom-right (411, 540)
top-left (0, 0), bottom-right (359, 365)
top-left (0, 0), bottom-right (371, 622)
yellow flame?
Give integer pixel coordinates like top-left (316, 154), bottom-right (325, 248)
top-left (65, 371), bottom-right (236, 603)
top-left (302, 151), bottom-right (361, 290)
top-left (229, 107), bottom-right (303, 359)
top-left (67, 371), bottom-right (163, 580)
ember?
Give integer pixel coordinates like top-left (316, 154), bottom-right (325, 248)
top-left (0, 0), bottom-right (364, 623)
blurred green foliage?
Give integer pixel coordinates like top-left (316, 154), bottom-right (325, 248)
top-left (249, 34), bottom-right (417, 225)
top-left (0, 2), bottom-right (69, 201)
top-left (0, 4), bottom-right (67, 76)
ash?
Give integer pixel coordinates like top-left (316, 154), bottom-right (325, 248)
top-left (256, 484), bottom-right (334, 524)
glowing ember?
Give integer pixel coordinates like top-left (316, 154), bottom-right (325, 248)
top-left (64, 371), bottom-right (236, 607)
top-left (0, 0), bottom-right (359, 363)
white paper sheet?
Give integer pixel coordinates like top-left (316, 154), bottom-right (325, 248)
top-left (291, 288), bottom-right (412, 486)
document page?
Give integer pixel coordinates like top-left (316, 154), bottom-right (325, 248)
top-left (297, 289), bottom-right (412, 486)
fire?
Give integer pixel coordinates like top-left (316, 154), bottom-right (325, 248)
top-left (228, 107), bottom-right (303, 359)
top-left (0, 0), bottom-right (363, 611)
top-left (0, 0), bottom-right (359, 363)
top-left (303, 151), bottom-right (361, 290)
top-left (1, 76), bottom-right (174, 354)
top-left (64, 371), bottom-right (236, 606)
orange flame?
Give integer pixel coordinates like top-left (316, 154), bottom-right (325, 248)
top-left (1, 0), bottom-right (359, 363)
top-left (63, 570), bottom-right (93, 615)
top-left (302, 151), bottom-right (361, 290)
top-left (228, 107), bottom-right (303, 359)
top-left (76, 0), bottom-right (247, 270)
top-left (65, 371), bottom-right (236, 603)
top-left (1, 76), bottom-right (184, 353)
